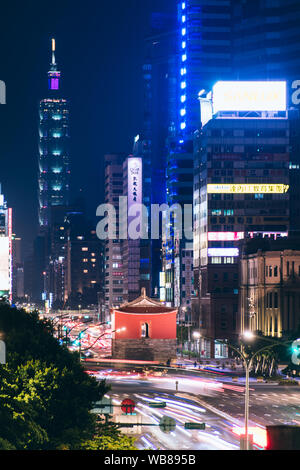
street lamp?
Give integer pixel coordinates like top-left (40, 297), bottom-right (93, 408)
top-left (180, 307), bottom-right (187, 358)
top-left (193, 331), bottom-right (201, 362)
top-left (229, 331), bottom-right (283, 450)
top-left (195, 331), bottom-right (286, 450)
top-left (243, 330), bottom-right (255, 341)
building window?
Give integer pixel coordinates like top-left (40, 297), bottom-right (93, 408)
top-left (269, 292), bottom-right (273, 309)
top-left (141, 323), bottom-right (150, 339)
top-left (274, 266), bottom-right (278, 277)
top-left (274, 292), bottom-right (278, 309)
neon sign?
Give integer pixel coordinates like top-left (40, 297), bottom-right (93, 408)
top-left (208, 248), bottom-right (239, 257)
top-left (207, 184), bottom-right (289, 194)
top-left (208, 232), bottom-right (244, 241)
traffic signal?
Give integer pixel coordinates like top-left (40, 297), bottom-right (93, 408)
top-left (291, 339), bottom-right (300, 366)
top-left (159, 416), bottom-right (176, 433)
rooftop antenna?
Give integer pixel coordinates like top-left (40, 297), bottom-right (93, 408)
top-left (51, 38), bottom-right (56, 67)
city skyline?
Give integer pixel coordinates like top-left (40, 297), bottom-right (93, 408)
top-left (0, 0), bottom-right (174, 253)
top-left (1, 0), bottom-right (300, 453)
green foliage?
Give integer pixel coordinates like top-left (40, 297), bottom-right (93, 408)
top-left (278, 379), bottom-right (299, 386)
top-left (80, 434), bottom-right (137, 450)
top-left (177, 326), bottom-right (189, 342)
top-left (0, 304), bottom-right (110, 450)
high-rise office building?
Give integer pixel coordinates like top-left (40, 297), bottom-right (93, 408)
top-left (104, 147), bottom-right (153, 311)
top-left (162, 0), bottom-right (233, 307)
top-left (12, 234), bottom-right (24, 300)
top-left (104, 154), bottom-right (126, 311)
top-left (232, 0), bottom-right (300, 85)
top-left (232, 0), bottom-right (300, 237)
top-left (142, 12), bottom-right (178, 295)
top-left (64, 210), bottom-right (103, 308)
top-left (121, 149), bottom-right (152, 302)
top-left (38, 39), bottom-right (70, 228)
top-left (33, 39), bottom-right (71, 304)
top-left (193, 81), bottom-right (290, 357)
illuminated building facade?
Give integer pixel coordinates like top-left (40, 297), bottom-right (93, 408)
top-left (64, 210), bottom-right (103, 308)
top-left (162, 0), bottom-right (233, 307)
top-left (231, 0), bottom-right (300, 236)
top-left (142, 12), bottom-right (177, 295)
top-left (38, 39), bottom-right (70, 228)
top-left (132, 137), bottom-right (152, 298)
top-left (122, 150), bottom-right (151, 303)
top-left (12, 234), bottom-right (24, 300)
top-left (232, 0), bottom-right (300, 85)
top-left (193, 81), bottom-right (290, 356)
top-left (104, 145), bottom-right (152, 312)
top-left (104, 154), bottom-right (126, 311)
top-left (0, 188), bottom-right (12, 301)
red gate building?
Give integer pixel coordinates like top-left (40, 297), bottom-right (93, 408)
top-left (111, 289), bottom-right (177, 362)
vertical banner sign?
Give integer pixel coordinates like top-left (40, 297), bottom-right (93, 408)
top-left (128, 158), bottom-right (142, 207)
top-left (8, 208), bottom-right (12, 303)
top-left (127, 157), bottom-right (142, 235)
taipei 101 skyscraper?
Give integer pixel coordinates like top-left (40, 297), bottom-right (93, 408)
top-left (38, 39), bottom-right (70, 227)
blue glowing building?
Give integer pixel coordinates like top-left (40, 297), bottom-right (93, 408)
top-left (38, 39), bottom-right (70, 228)
top-left (163, 0), bottom-right (232, 308)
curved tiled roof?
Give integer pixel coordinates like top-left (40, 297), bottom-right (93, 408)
top-left (114, 288), bottom-right (177, 314)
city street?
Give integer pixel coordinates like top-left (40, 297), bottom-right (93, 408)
top-left (87, 367), bottom-right (300, 450)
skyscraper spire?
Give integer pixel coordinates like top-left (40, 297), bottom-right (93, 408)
top-left (48, 38), bottom-right (61, 90)
top-left (51, 38), bottom-right (56, 68)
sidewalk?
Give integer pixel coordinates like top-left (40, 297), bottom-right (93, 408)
top-left (173, 356), bottom-right (297, 383)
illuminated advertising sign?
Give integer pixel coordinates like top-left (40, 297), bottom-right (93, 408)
top-left (208, 232), bottom-right (244, 242)
top-left (159, 272), bottom-right (166, 288)
top-left (208, 248), bottom-right (239, 257)
top-left (213, 81), bottom-right (287, 113)
top-left (0, 237), bottom-right (10, 292)
top-left (249, 232), bottom-right (288, 239)
top-left (207, 184), bottom-right (289, 194)
top-left (160, 287), bottom-right (166, 302)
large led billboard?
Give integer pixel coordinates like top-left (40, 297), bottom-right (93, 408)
top-left (0, 237), bottom-right (10, 292)
top-left (213, 81), bottom-right (287, 113)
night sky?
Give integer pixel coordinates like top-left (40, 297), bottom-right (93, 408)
top-left (0, 0), bottom-right (175, 256)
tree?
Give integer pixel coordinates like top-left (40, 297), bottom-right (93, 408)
top-left (79, 422), bottom-right (137, 450)
top-left (0, 304), bottom-right (110, 449)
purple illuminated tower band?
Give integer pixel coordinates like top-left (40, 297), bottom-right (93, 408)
top-left (48, 39), bottom-right (61, 91)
